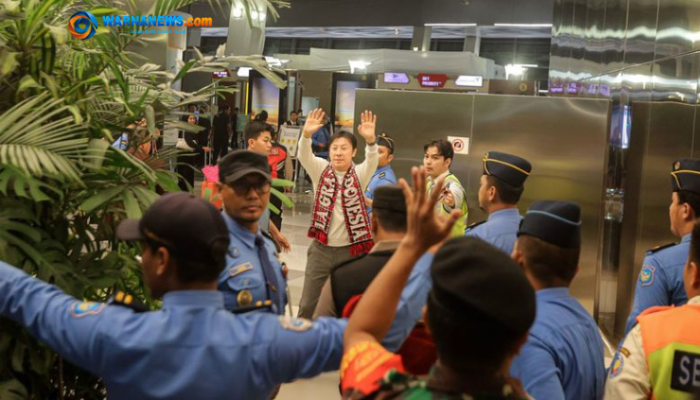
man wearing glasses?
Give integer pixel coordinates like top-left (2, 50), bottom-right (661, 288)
top-left (216, 151), bottom-right (288, 315)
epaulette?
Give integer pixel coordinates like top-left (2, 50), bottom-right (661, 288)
top-left (647, 242), bottom-right (676, 255)
top-left (466, 220), bottom-right (486, 232)
top-left (108, 291), bottom-right (148, 313)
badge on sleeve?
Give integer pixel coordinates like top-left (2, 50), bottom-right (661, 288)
top-left (609, 353), bottom-right (625, 378)
top-left (278, 316), bottom-right (313, 332)
top-left (640, 265), bottom-right (656, 287)
top-left (70, 301), bottom-right (105, 318)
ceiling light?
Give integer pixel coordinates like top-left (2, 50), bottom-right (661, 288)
top-left (237, 67), bottom-right (251, 77)
top-left (412, 46), bottom-right (419, 51)
top-left (348, 60), bottom-right (371, 74)
top-left (494, 23), bottom-right (552, 27)
top-left (232, 6), bottom-right (243, 19)
top-left (250, 10), bottom-right (259, 20)
top-left (505, 64), bottom-right (537, 79)
top-left (259, 12), bottom-right (266, 22)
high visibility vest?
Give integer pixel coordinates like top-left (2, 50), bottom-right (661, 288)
top-left (427, 174), bottom-right (468, 238)
top-left (638, 304), bottom-right (700, 400)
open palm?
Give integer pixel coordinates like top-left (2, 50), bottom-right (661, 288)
top-left (303, 108), bottom-right (325, 138)
top-left (357, 110), bottom-right (377, 143)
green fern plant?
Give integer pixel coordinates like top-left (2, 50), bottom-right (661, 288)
top-left (0, 0), bottom-right (288, 398)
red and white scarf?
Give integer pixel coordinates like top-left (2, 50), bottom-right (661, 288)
top-left (308, 164), bottom-right (374, 255)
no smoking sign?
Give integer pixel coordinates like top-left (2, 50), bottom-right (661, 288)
top-left (448, 136), bottom-right (470, 155)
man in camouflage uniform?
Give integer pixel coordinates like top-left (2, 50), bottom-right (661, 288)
top-left (340, 167), bottom-right (535, 400)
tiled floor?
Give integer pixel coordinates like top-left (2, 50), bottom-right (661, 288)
top-left (274, 192), bottom-right (343, 400)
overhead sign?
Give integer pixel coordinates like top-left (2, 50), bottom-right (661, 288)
top-left (418, 73), bottom-right (448, 88)
top-left (448, 136), bottom-right (470, 155)
top-left (455, 75), bottom-right (483, 87)
top-left (384, 72), bottom-right (410, 84)
top-left (212, 70), bottom-right (230, 79)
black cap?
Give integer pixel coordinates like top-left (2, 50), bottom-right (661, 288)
top-left (483, 151), bottom-right (532, 187)
top-left (372, 185), bottom-right (406, 213)
top-left (671, 158), bottom-right (700, 194)
top-left (430, 237), bottom-right (536, 335)
top-left (518, 200), bottom-right (582, 249)
top-left (218, 150), bottom-right (272, 185)
top-left (116, 193), bottom-right (229, 263)
top-left (377, 133), bottom-right (395, 153)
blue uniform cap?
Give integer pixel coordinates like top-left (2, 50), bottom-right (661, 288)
top-left (377, 133), bottom-right (395, 154)
top-left (117, 192), bottom-right (230, 264)
top-left (430, 237), bottom-right (536, 335)
top-left (483, 151), bottom-right (532, 187)
top-left (518, 200), bottom-right (581, 249)
top-left (671, 158), bottom-right (700, 194)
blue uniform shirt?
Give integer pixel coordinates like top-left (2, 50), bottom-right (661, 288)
top-left (365, 164), bottom-right (398, 215)
top-left (311, 127), bottom-right (330, 158)
top-left (383, 252), bottom-right (434, 351)
top-left (465, 208), bottom-right (522, 255)
top-left (0, 261), bottom-right (345, 400)
top-left (510, 288), bottom-right (605, 400)
top-left (624, 234), bottom-right (691, 335)
top-left (219, 210), bottom-right (287, 314)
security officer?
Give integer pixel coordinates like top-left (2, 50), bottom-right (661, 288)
top-left (624, 158), bottom-right (700, 335)
top-left (605, 219), bottom-right (700, 400)
top-left (424, 139), bottom-right (469, 237)
top-left (465, 151), bottom-right (532, 255)
top-left (341, 167), bottom-right (534, 400)
top-left (510, 201), bottom-right (605, 400)
top-left (0, 193), bottom-right (345, 400)
top-left (365, 133), bottom-right (398, 215)
top-left (216, 150), bottom-right (288, 314)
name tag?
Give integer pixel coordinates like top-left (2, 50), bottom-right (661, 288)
top-left (671, 350), bottom-right (700, 392)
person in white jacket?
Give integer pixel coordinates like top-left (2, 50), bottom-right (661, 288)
top-left (297, 108), bottom-right (379, 318)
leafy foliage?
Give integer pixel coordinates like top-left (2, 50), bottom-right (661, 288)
top-left (0, 0), bottom-right (286, 398)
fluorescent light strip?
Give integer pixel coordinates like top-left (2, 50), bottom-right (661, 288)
top-left (425, 23), bottom-right (477, 27)
top-left (494, 23), bottom-right (552, 27)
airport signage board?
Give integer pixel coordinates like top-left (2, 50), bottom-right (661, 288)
top-left (212, 70), bottom-right (230, 79)
top-left (455, 75), bottom-right (483, 87)
top-left (384, 72), bottom-right (410, 84)
top-left (418, 73), bottom-right (448, 88)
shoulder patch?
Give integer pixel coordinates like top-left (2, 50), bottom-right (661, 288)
top-left (466, 220), bottom-right (486, 232)
top-left (378, 172), bottom-right (386, 179)
top-left (639, 265), bottom-right (657, 287)
top-left (278, 316), bottom-right (313, 332)
top-left (619, 347), bottom-right (631, 358)
top-left (108, 291), bottom-right (148, 313)
top-left (71, 301), bottom-right (106, 318)
top-left (647, 242), bottom-right (677, 255)
top-left (609, 353), bottom-right (625, 378)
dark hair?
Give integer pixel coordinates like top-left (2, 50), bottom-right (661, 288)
top-left (691, 219), bottom-right (700, 264)
top-left (329, 131), bottom-right (357, 150)
top-left (485, 175), bottom-right (524, 205)
top-left (290, 111), bottom-right (298, 116)
top-left (234, 107), bottom-right (240, 112)
top-left (255, 110), bottom-right (269, 122)
top-left (373, 208), bottom-right (407, 233)
top-left (516, 235), bottom-right (580, 286)
top-left (678, 190), bottom-right (700, 217)
top-left (219, 104), bottom-right (230, 113)
top-left (427, 299), bottom-right (521, 373)
top-left (245, 121), bottom-right (271, 142)
top-left (187, 104), bottom-right (197, 111)
top-left (423, 139), bottom-right (454, 160)
top-left (143, 238), bottom-right (228, 283)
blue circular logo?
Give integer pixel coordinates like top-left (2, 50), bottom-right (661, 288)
top-left (69, 11), bottom-right (98, 40)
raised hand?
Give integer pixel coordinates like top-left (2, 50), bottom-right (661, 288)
top-left (400, 166), bottom-right (461, 252)
top-left (302, 108), bottom-right (325, 138)
top-left (357, 110), bottom-right (377, 144)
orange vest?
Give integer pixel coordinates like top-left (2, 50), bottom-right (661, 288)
top-left (638, 304), bottom-right (700, 400)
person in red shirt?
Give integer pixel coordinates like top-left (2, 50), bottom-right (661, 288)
top-left (268, 130), bottom-right (293, 230)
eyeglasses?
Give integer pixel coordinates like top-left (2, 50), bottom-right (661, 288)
top-left (228, 180), bottom-right (271, 195)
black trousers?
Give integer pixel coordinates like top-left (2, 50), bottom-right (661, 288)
top-left (270, 194), bottom-right (283, 230)
top-left (212, 136), bottom-right (228, 164)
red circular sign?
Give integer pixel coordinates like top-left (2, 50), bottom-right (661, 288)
top-left (452, 139), bottom-right (464, 151)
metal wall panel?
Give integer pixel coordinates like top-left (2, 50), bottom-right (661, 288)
top-left (623, 0), bottom-right (659, 66)
top-left (354, 89), bottom-right (611, 313)
top-left (601, 0), bottom-right (629, 71)
top-left (651, 53), bottom-right (700, 104)
top-left (614, 101), bottom-right (696, 336)
top-left (655, 0), bottom-right (700, 59)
